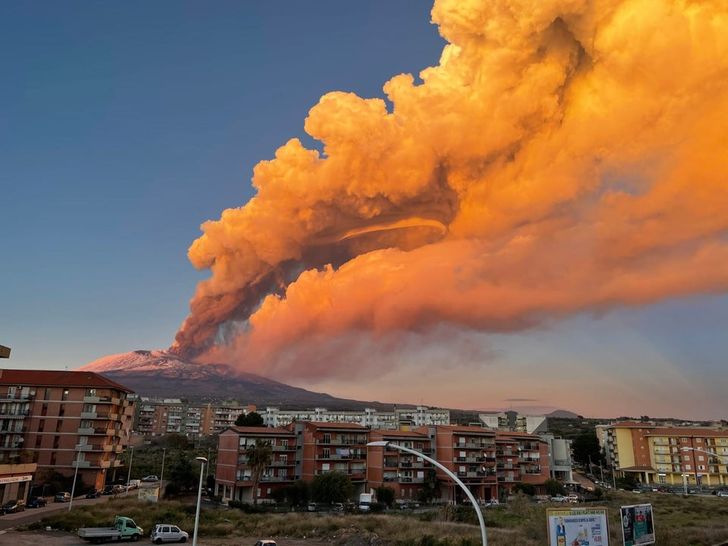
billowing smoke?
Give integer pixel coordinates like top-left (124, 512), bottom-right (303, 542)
top-left (173, 0), bottom-right (728, 379)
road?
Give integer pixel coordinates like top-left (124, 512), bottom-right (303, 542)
top-left (0, 492), bottom-right (133, 531)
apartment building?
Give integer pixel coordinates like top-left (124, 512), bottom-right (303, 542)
top-left (603, 422), bottom-right (728, 487)
top-left (296, 422), bottom-right (368, 491)
top-left (366, 429), bottom-right (432, 501)
top-left (496, 431), bottom-right (551, 493)
top-left (478, 411), bottom-right (548, 434)
top-left (0, 369), bottom-right (134, 490)
top-left (215, 422), bottom-right (554, 505)
top-left (216, 426), bottom-right (296, 503)
top-left (262, 406), bottom-right (449, 429)
top-left (131, 398), bottom-right (254, 438)
top-left (423, 425), bottom-right (499, 502)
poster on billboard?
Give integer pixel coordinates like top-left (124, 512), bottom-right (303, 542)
top-left (547, 507), bottom-right (610, 546)
top-left (620, 503), bottom-right (655, 545)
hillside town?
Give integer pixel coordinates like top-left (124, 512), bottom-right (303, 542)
top-left (1, 362), bottom-right (727, 512)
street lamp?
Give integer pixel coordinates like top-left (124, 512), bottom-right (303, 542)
top-left (126, 445), bottom-right (134, 493)
top-left (367, 441), bottom-right (488, 546)
top-left (68, 447), bottom-right (82, 512)
top-left (192, 456), bottom-right (207, 546)
top-left (159, 447), bottom-right (167, 499)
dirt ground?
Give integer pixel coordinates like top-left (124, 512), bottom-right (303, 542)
top-left (0, 530), bottom-right (331, 546)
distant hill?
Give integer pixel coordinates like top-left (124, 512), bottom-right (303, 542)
top-left (80, 349), bottom-right (398, 410)
top-left (546, 409), bottom-right (580, 419)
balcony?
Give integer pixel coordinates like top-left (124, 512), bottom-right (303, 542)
top-left (80, 412), bottom-right (97, 419)
top-left (72, 460), bottom-right (92, 469)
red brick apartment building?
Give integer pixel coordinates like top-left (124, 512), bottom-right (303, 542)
top-left (216, 423), bottom-right (551, 505)
top-left (0, 370), bottom-right (134, 491)
top-left (216, 426), bottom-right (296, 503)
top-left (366, 429), bottom-right (433, 501)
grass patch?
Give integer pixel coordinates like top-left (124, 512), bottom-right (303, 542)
top-left (26, 492), bottom-right (728, 546)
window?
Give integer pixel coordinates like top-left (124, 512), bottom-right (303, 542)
top-left (44, 388), bottom-right (52, 400)
top-left (698, 455), bottom-right (705, 461)
top-left (86, 388), bottom-right (97, 397)
top-left (321, 463), bottom-right (330, 471)
top-left (7, 387), bottom-right (16, 398)
top-left (685, 464), bottom-right (692, 470)
top-left (62, 389), bottom-right (69, 401)
top-left (684, 455), bottom-right (690, 461)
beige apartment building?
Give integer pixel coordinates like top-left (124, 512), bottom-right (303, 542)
top-left (0, 369), bottom-right (134, 490)
top-left (603, 422), bottom-right (728, 488)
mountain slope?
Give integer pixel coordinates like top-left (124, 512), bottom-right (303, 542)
top-left (80, 350), bottom-right (394, 410)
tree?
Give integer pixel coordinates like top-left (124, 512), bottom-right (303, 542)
top-left (236, 411), bottom-right (265, 427)
top-left (284, 480), bottom-right (310, 507)
top-left (375, 486), bottom-right (395, 508)
top-left (572, 432), bottom-right (603, 467)
top-left (168, 455), bottom-right (197, 492)
top-left (246, 440), bottom-right (272, 505)
top-left (513, 483), bottom-right (536, 496)
top-left (418, 468), bottom-right (441, 504)
top-left (544, 478), bottom-right (566, 496)
top-left (311, 472), bottom-right (353, 504)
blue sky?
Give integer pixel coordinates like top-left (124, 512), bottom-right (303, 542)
top-left (1, 2), bottom-right (726, 419)
top-left (1, 0), bottom-right (444, 363)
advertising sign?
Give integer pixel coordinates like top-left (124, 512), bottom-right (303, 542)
top-left (620, 504), bottom-right (655, 545)
top-left (547, 507), bottom-right (610, 546)
top-left (138, 486), bottom-right (160, 503)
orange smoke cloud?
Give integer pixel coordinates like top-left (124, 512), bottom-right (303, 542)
top-left (174, 0), bottom-right (728, 378)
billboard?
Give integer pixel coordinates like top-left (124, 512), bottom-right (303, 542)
top-left (547, 507), bottom-right (610, 546)
top-left (620, 504), bottom-right (655, 545)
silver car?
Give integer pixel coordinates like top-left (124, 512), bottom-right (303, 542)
top-left (151, 524), bottom-right (189, 544)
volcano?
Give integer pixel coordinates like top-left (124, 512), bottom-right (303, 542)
top-left (80, 350), bottom-right (394, 410)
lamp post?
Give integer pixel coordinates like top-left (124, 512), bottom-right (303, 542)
top-left (159, 447), bottom-right (167, 500)
top-left (681, 447), bottom-right (728, 492)
top-left (126, 446), bottom-right (134, 493)
top-left (367, 441), bottom-right (488, 546)
top-left (68, 448), bottom-right (82, 512)
top-left (192, 456), bottom-right (207, 546)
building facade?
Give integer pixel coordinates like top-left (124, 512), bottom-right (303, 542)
top-left (216, 426), bottom-right (296, 503)
top-left (0, 369), bottom-right (134, 490)
top-left (602, 422), bottom-right (728, 488)
top-left (215, 422), bottom-right (552, 505)
top-left (262, 406), bottom-right (449, 430)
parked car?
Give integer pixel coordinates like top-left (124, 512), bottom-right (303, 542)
top-left (717, 490), bottom-right (728, 497)
top-left (112, 485), bottom-right (126, 494)
top-left (142, 475), bottom-right (160, 482)
top-left (567, 494), bottom-right (580, 504)
top-left (78, 515), bottom-right (143, 543)
top-left (550, 495), bottom-right (568, 503)
top-left (54, 492), bottom-right (71, 503)
top-left (254, 541), bottom-right (277, 546)
top-left (150, 523), bottom-right (189, 544)
top-left (102, 485), bottom-right (115, 495)
top-left (126, 479), bottom-right (140, 489)
top-left (2, 499), bottom-right (25, 513)
top-left (86, 489), bottom-right (101, 499)
top-left (484, 499), bottom-right (500, 507)
top-left (26, 497), bottom-right (47, 508)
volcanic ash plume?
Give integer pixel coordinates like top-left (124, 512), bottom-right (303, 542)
top-left (172, 0), bottom-right (728, 378)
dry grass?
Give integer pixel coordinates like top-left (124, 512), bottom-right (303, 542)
top-left (25, 491), bottom-right (728, 546)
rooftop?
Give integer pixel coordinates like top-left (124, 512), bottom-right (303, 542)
top-left (0, 369), bottom-right (133, 393)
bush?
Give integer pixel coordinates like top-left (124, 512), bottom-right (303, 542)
top-left (369, 502), bottom-right (386, 513)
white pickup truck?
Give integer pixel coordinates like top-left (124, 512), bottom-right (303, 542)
top-left (78, 515), bottom-right (144, 543)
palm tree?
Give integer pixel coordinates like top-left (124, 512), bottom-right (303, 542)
top-left (246, 440), bottom-right (272, 505)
